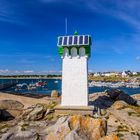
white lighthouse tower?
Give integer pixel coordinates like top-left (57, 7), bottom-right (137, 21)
top-left (55, 31), bottom-right (93, 115)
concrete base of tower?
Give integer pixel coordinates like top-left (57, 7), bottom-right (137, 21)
top-left (54, 105), bottom-right (94, 116)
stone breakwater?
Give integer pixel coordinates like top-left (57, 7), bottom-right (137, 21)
top-left (0, 89), bottom-right (139, 140)
top-left (89, 81), bottom-right (140, 88)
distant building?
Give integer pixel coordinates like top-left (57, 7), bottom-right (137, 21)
top-left (122, 70), bottom-right (132, 77)
top-left (94, 72), bottom-right (102, 77)
top-left (103, 72), bottom-right (119, 77)
top-left (132, 72), bottom-right (138, 75)
top-left (93, 72), bottom-right (120, 77)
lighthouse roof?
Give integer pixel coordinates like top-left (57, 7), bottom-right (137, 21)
top-left (57, 35), bottom-right (91, 47)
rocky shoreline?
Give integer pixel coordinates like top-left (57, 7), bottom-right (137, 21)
top-left (0, 90), bottom-right (139, 140)
top-left (89, 81), bottom-right (140, 88)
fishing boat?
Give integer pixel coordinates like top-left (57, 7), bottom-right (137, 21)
top-left (28, 83), bottom-right (37, 90)
top-left (35, 80), bottom-right (46, 87)
top-left (15, 83), bottom-right (28, 91)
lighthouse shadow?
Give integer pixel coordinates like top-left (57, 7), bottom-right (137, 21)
top-left (88, 95), bottom-right (114, 109)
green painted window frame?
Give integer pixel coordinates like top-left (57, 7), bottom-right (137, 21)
top-left (58, 46), bottom-right (90, 56)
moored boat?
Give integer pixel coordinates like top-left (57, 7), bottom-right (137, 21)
top-left (35, 80), bottom-right (46, 87)
top-left (15, 83), bottom-right (28, 91)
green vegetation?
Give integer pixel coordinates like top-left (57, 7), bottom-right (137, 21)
top-left (127, 105), bottom-right (140, 117)
top-left (116, 124), bottom-right (129, 132)
top-left (20, 122), bottom-right (29, 131)
top-left (0, 75), bottom-right (62, 79)
top-left (0, 124), bottom-right (8, 132)
top-left (0, 74), bottom-right (139, 83)
top-left (130, 74), bottom-right (140, 78)
top-left (117, 133), bottom-right (124, 138)
top-left (89, 76), bottom-right (129, 82)
top-left (128, 112), bottom-right (140, 117)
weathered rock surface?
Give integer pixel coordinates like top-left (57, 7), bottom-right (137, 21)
top-left (46, 115), bottom-right (107, 140)
top-left (89, 92), bottom-right (114, 109)
top-left (132, 94), bottom-right (140, 101)
top-left (131, 94), bottom-right (140, 106)
top-left (51, 90), bottom-right (59, 98)
top-left (0, 100), bottom-right (24, 121)
top-left (89, 92), bottom-right (140, 140)
top-left (46, 116), bottom-right (71, 140)
top-left (107, 111), bottom-right (140, 139)
top-left (0, 100), bottom-right (24, 110)
top-left (99, 134), bottom-right (119, 140)
top-left (64, 130), bottom-right (82, 140)
top-left (22, 104), bottom-right (46, 121)
top-left (0, 115), bottom-right (108, 140)
top-left (123, 133), bottom-right (140, 140)
top-left (21, 102), bottom-right (56, 121)
top-left (106, 89), bottom-right (137, 105)
top-left (0, 109), bottom-right (16, 121)
top-left (0, 92), bottom-right (139, 140)
top-left (0, 121), bottom-right (38, 140)
top-left (112, 100), bottom-right (128, 110)
top-left (118, 92), bottom-right (137, 105)
top-left (106, 89), bottom-right (121, 100)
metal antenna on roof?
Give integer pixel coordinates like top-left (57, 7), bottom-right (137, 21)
top-left (65, 17), bottom-right (67, 35)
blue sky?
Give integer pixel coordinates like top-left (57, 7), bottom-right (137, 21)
top-left (0, 0), bottom-right (140, 75)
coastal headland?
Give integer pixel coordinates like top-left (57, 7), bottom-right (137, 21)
top-left (0, 90), bottom-right (139, 140)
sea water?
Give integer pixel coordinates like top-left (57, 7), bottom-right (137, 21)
top-left (0, 79), bottom-right (140, 95)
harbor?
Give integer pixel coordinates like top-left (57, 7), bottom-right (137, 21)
top-left (0, 79), bottom-right (140, 95)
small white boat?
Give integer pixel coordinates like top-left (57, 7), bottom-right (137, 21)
top-left (28, 83), bottom-right (37, 90)
top-left (54, 80), bottom-right (58, 84)
top-left (16, 83), bottom-right (28, 90)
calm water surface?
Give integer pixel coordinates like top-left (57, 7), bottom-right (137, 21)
top-left (0, 79), bottom-right (140, 95)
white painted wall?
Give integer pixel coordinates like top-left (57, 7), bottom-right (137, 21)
top-left (61, 48), bottom-right (88, 106)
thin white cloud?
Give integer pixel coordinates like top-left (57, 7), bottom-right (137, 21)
top-left (1, 0), bottom-right (140, 29)
top-left (136, 56), bottom-right (140, 60)
top-left (0, 69), bottom-right (9, 73)
top-left (84, 0), bottom-right (140, 30)
top-left (0, 69), bottom-right (61, 75)
top-left (19, 59), bottom-right (36, 64)
top-left (23, 70), bottom-right (34, 73)
top-left (0, 0), bottom-right (26, 25)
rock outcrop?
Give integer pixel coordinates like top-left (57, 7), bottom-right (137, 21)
top-left (0, 100), bottom-right (24, 121)
top-left (0, 121), bottom-right (38, 140)
top-left (51, 90), bottom-right (59, 98)
top-left (21, 102), bottom-right (56, 121)
top-left (46, 115), bottom-right (107, 140)
top-left (112, 100), bottom-right (128, 110)
top-left (0, 92), bottom-right (139, 140)
top-left (22, 104), bottom-right (47, 121)
top-left (0, 109), bottom-right (15, 121)
top-left (89, 91), bottom-right (140, 140)
top-left (131, 94), bottom-right (140, 106)
top-left (106, 89), bottom-right (137, 105)
top-left (0, 100), bottom-right (24, 110)
top-left (99, 134), bottom-right (119, 140)
top-left (89, 92), bottom-right (114, 109)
